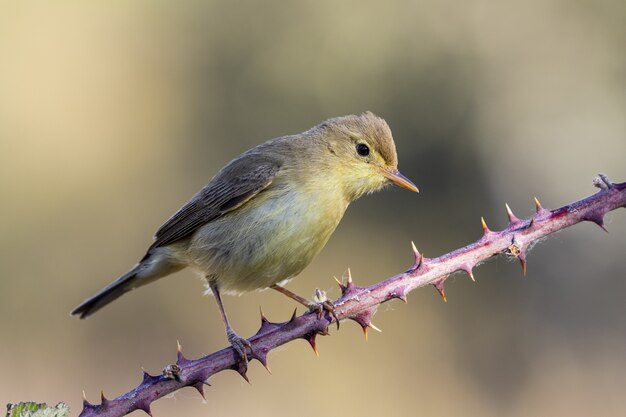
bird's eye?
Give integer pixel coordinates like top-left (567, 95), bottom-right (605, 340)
top-left (356, 143), bottom-right (370, 157)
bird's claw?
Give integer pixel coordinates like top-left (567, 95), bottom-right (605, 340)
top-left (308, 289), bottom-right (339, 330)
top-left (226, 328), bottom-right (252, 367)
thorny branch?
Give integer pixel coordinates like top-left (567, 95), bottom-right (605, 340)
top-left (80, 175), bottom-right (626, 417)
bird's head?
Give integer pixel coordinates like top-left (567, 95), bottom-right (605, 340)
top-left (314, 112), bottom-right (418, 201)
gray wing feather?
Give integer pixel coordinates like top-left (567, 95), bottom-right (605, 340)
top-left (149, 154), bottom-right (281, 249)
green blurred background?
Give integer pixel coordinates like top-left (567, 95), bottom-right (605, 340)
top-left (1, 1), bottom-right (625, 415)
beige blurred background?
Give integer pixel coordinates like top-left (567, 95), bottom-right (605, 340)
top-left (1, 1), bottom-right (625, 416)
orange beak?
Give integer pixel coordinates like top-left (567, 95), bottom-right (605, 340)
top-left (378, 167), bottom-right (419, 192)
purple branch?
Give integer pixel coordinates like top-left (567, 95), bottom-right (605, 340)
top-left (80, 175), bottom-right (626, 417)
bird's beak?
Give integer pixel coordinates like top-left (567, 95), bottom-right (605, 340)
top-left (378, 167), bottom-right (419, 193)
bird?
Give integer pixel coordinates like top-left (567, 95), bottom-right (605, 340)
top-left (71, 111), bottom-right (418, 363)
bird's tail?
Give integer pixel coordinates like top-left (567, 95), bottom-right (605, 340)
top-left (70, 267), bottom-right (141, 319)
top-left (71, 249), bottom-right (186, 319)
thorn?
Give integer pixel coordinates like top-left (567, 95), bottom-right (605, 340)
top-left (334, 276), bottom-right (344, 289)
top-left (519, 252), bottom-right (527, 276)
top-left (82, 391), bottom-right (94, 409)
top-left (307, 333), bottom-right (319, 357)
top-left (505, 203), bottom-right (513, 218)
top-left (361, 321), bottom-right (382, 341)
top-left (432, 279), bottom-right (447, 302)
top-left (411, 241), bottom-right (421, 261)
top-left (533, 197), bottom-right (550, 217)
top-left (505, 203), bottom-right (521, 225)
top-left (346, 268), bottom-right (353, 284)
top-left (141, 368), bottom-right (159, 385)
top-left (349, 307), bottom-right (379, 342)
top-left (177, 347), bottom-right (189, 367)
top-left (237, 368), bottom-right (250, 383)
top-left (595, 220), bottom-right (609, 233)
top-left (391, 289), bottom-right (408, 304)
top-left (176, 340), bottom-right (188, 367)
top-left (100, 391), bottom-right (109, 407)
top-left (368, 321), bottom-right (382, 333)
top-left (465, 269), bottom-right (476, 282)
top-left (289, 308), bottom-right (297, 322)
top-left (136, 400), bottom-right (153, 417)
top-left (585, 214), bottom-right (609, 233)
top-left (480, 216), bottom-right (495, 237)
top-left (467, 269), bottom-right (475, 282)
top-left (410, 241), bottom-right (423, 270)
top-left (460, 264), bottom-right (475, 282)
top-left (260, 306), bottom-right (269, 324)
top-left (252, 350), bottom-right (271, 373)
top-left (192, 381), bottom-right (207, 400)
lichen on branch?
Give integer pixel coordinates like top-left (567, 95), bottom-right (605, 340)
top-left (79, 175), bottom-right (626, 417)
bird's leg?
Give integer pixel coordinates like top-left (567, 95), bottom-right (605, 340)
top-left (210, 281), bottom-right (251, 365)
top-left (270, 284), bottom-right (339, 329)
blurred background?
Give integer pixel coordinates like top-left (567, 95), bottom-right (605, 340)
top-left (1, 0), bottom-right (625, 416)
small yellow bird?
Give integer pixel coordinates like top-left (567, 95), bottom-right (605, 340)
top-left (71, 112), bottom-right (417, 362)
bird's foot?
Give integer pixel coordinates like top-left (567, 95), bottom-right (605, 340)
top-left (226, 328), bottom-right (252, 367)
top-left (307, 289), bottom-right (339, 330)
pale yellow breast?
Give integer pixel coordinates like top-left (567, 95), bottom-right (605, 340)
top-left (186, 181), bottom-right (349, 294)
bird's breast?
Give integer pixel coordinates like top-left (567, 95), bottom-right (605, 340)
top-left (187, 185), bottom-right (349, 294)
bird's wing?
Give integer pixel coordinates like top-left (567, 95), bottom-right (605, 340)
top-left (149, 153), bottom-right (282, 249)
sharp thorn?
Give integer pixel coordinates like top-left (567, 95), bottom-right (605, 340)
top-left (433, 279), bottom-right (447, 302)
top-left (505, 203), bottom-right (512, 216)
top-left (308, 334), bottom-right (319, 357)
top-left (82, 391), bottom-right (93, 408)
top-left (363, 326), bottom-right (368, 342)
top-left (346, 268), bottom-right (353, 284)
top-left (411, 241), bottom-right (420, 258)
top-left (137, 401), bottom-right (153, 417)
top-left (177, 340), bottom-right (182, 353)
top-left (534, 197), bottom-right (544, 213)
top-left (333, 277), bottom-right (346, 294)
top-left (192, 381), bottom-right (206, 399)
top-left (505, 203), bottom-right (521, 224)
top-left (481, 216), bottom-right (491, 234)
top-left (410, 241), bottom-right (423, 266)
top-left (238, 369), bottom-right (250, 383)
top-left (260, 357), bottom-right (272, 374)
top-left (141, 368), bottom-right (159, 385)
top-left (260, 306), bottom-right (269, 324)
top-left (396, 290), bottom-right (408, 304)
top-left (468, 269), bottom-right (475, 282)
top-left (177, 350), bottom-right (188, 367)
top-left (100, 391), bottom-right (109, 406)
top-left (290, 308), bottom-right (297, 322)
top-left (368, 321), bottom-right (382, 333)
top-left (520, 256), bottom-right (527, 276)
top-left (588, 216), bottom-right (609, 233)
